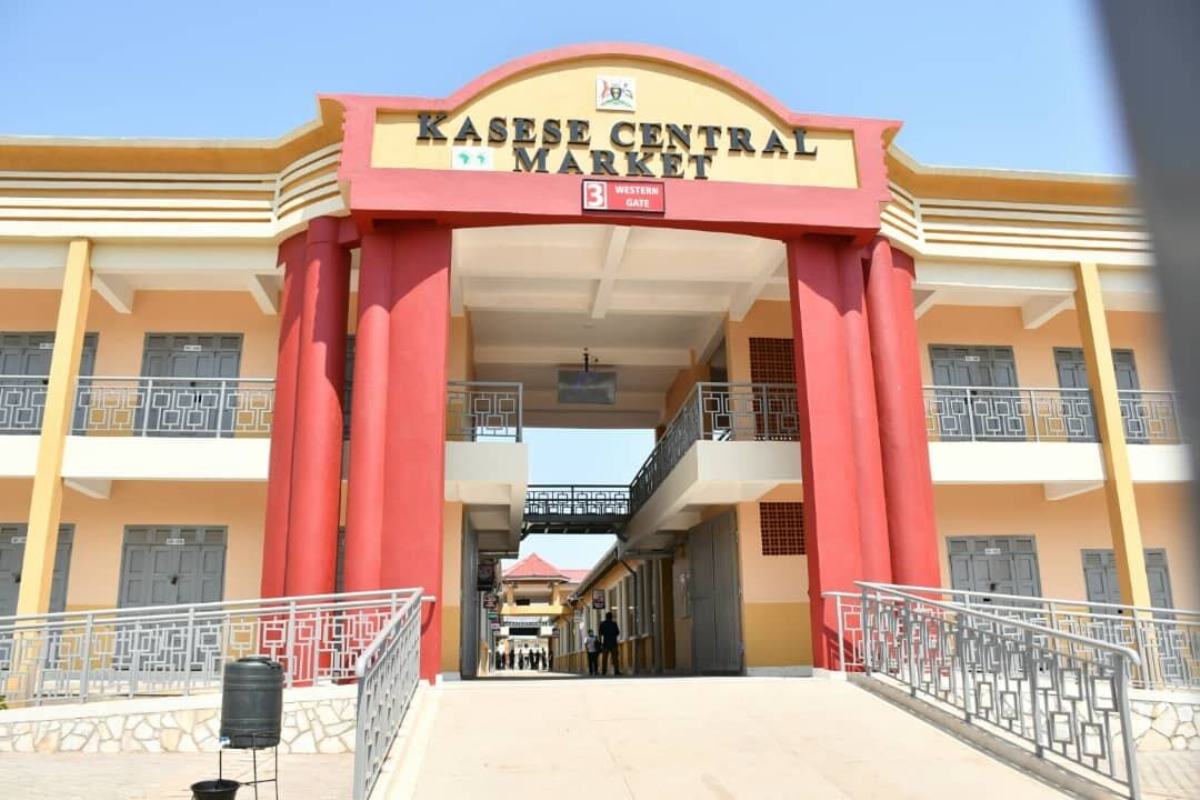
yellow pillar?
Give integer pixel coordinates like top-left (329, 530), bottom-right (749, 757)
top-left (1074, 261), bottom-right (1151, 607)
top-left (15, 239), bottom-right (92, 616)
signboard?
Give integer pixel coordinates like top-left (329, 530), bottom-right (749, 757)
top-left (477, 560), bottom-right (496, 591)
top-left (983, 547), bottom-right (1003, 556)
top-left (592, 589), bottom-right (605, 610)
top-left (582, 179), bottom-right (664, 214)
top-left (490, 622), bottom-right (500, 631)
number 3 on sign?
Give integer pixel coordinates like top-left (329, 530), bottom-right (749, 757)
top-left (582, 180), bottom-right (608, 210)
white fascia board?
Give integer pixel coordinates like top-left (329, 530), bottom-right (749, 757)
top-left (1128, 444), bottom-right (1192, 482)
top-left (929, 441), bottom-right (1105, 483)
top-left (0, 435), bottom-right (38, 477)
top-left (62, 437), bottom-right (270, 481)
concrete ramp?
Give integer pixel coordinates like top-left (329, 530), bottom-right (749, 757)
top-left (384, 676), bottom-right (1067, 799)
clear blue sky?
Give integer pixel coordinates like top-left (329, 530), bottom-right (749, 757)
top-left (0, 1), bottom-right (1128, 569)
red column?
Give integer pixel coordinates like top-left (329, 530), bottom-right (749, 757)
top-left (283, 217), bottom-right (351, 598)
top-left (343, 232), bottom-right (392, 592)
top-left (864, 238), bottom-right (940, 587)
top-left (261, 232), bottom-right (306, 598)
top-left (786, 236), bottom-right (864, 670)
top-left (381, 223), bottom-right (451, 680)
top-left (838, 244), bottom-right (892, 583)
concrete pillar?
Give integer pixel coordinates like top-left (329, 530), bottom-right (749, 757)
top-left (15, 239), bottom-right (92, 617)
top-left (785, 236), bottom-right (864, 670)
top-left (381, 222), bottom-right (451, 680)
top-left (282, 217), bottom-right (351, 597)
top-left (343, 231), bottom-right (393, 592)
top-left (1075, 261), bottom-right (1152, 607)
top-left (838, 243), bottom-right (892, 582)
top-left (864, 240), bottom-right (941, 587)
top-left (260, 232), bottom-right (306, 598)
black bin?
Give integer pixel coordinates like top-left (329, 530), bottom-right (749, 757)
top-left (220, 656), bottom-right (283, 749)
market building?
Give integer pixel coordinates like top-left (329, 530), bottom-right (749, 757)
top-left (0, 43), bottom-right (1193, 686)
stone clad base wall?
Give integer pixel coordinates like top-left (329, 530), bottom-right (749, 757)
top-left (1129, 689), bottom-right (1200, 752)
top-left (0, 685), bottom-right (357, 754)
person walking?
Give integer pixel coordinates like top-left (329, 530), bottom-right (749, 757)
top-left (598, 612), bottom-right (621, 676)
top-left (584, 629), bottom-right (599, 676)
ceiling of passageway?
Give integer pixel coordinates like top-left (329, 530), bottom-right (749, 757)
top-left (455, 224), bottom-right (787, 429)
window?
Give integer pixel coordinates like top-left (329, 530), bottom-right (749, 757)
top-left (515, 598), bottom-right (531, 606)
top-left (760, 502), bottom-right (805, 555)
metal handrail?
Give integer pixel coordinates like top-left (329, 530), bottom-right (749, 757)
top-left (856, 582), bottom-right (1141, 660)
top-left (840, 582), bottom-right (1143, 799)
top-left (353, 590), bottom-right (426, 800)
top-left (446, 380), bottom-right (523, 442)
top-left (0, 588), bottom-right (424, 706)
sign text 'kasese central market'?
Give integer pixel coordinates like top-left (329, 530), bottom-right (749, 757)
top-left (416, 114), bottom-right (819, 180)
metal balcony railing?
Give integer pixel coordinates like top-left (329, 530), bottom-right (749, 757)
top-left (825, 583), bottom-right (1143, 799)
top-left (0, 588), bottom-right (425, 706)
top-left (923, 385), bottom-right (1185, 444)
top-left (629, 382), bottom-right (799, 513)
top-left (827, 584), bottom-right (1199, 692)
top-left (446, 380), bottom-right (523, 442)
top-left (0, 376), bottom-right (525, 442)
top-left (523, 484), bottom-right (631, 535)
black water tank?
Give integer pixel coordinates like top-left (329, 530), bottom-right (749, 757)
top-left (220, 656), bottom-right (283, 749)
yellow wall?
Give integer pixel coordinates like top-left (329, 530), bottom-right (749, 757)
top-left (734, 499), bottom-right (812, 667)
top-left (441, 501), bottom-right (463, 673)
top-left (0, 478), bottom-right (267, 610)
top-left (933, 483), bottom-right (1198, 609)
top-left (916, 307), bottom-right (1173, 390)
top-left (725, 300), bottom-right (792, 383)
top-left (663, 361), bottom-right (709, 424)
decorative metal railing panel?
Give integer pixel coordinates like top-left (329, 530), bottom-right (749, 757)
top-left (833, 583), bottom-right (1142, 799)
top-left (446, 381), bottom-right (523, 442)
top-left (353, 589), bottom-right (423, 800)
top-left (1117, 389), bottom-right (1185, 444)
top-left (524, 485), bottom-right (631, 518)
top-left (72, 376), bottom-right (276, 437)
top-left (829, 585), bottom-right (1199, 692)
top-left (924, 386), bottom-right (1184, 444)
top-left (629, 382), bottom-right (799, 513)
top-left (0, 588), bottom-right (422, 706)
top-left (0, 376), bottom-right (49, 433)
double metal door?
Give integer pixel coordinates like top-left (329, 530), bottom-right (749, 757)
top-left (118, 526), bottom-right (226, 608)
top-left (0, 332), bottom-right (97, 434)
top-left (947, 536), bottom-right (1042, 600)
top-left (687, 511), bottom-right (742, 674)
top-left (1055, 348), bottom-right (1144, 442)
top-left (0, 524), bottom-right (73, 616)
top-left (138, 334), bottom-right (241, 436)
top-left (1082, 548), bottom-right (1173, 609)
top-left (929, 346), bottom-right (1024, 440)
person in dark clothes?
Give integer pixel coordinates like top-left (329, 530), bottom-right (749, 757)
top-left (598, 611), bottom-right (621, 676)
top-left (507, 649), bottom-right (515, 670)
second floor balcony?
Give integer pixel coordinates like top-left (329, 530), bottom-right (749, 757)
top-left (0, 376), bottom-right (523, 442)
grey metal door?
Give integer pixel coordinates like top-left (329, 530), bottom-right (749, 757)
top-left (118, 526), bottom-right (226, 608)
top-left (139, 334), bottom-right (241, 437)
top-left (948, 536), bottom-right (1041, 600)
top-left (0, 523), bottom-right (73, 616)
top-left (1055, 348), bottom-right (1143, 442)
top-left (929, 345), bottom-right (1023, 440)
top-left (0, 332), bottom-right (97, 435)
top-left (687, 511), bottom-right (742, 674)
top-left (1082, 548), bottom-right (1173, 609)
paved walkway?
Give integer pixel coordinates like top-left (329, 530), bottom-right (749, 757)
top-left (0, 752), bottom-right (352, 799)
top-left (391, 675), bottom-right (1070, 799)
